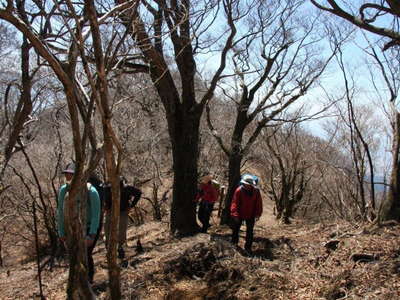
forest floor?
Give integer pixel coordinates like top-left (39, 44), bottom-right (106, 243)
top-left (1, 202), bottom-right (400, 300)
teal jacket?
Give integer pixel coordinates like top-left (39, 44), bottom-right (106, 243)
top-left (57, 183), bottom-right (101, 238)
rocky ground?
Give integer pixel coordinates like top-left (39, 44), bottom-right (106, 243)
top-left (1, 207), bottom-right (400, 299)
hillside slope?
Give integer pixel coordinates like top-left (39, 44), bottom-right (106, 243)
top-left (0, 207), bottom-right (399, 299)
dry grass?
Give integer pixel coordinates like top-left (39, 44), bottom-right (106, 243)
top-left (1, 217), bottom-right (400, 299)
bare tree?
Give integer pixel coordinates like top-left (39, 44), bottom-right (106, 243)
top-left (205, 0), bottom-right (338, 223)
top-left (323, 102), bottom-right (381, 221)
top-left (316, 159), bottom-right (363, 222)
top-left (295, 130), bottom-right (364, 222)
top-left (260, 123), bottom-right (314, 223)
top-left (0, 0), bottom-right (135, 297)
top-left (310, 1), bottom-right (400, 221)
top-left (0, 22), bottom-right (38, 183)
top-left (116, 0), bottom-right (252, 235)
top-left (310, 0), bottom-right (400, 51)
top-left (362, 45), bottom-right (400, 222)
top-left (335, 48), bottom-right (379, 220)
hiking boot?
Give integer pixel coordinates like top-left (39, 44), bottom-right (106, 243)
top-left (118, 247), bottom-right (125, 259)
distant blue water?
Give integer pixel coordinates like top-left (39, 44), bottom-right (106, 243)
top-left (366, 175), bottom-right (386, 192)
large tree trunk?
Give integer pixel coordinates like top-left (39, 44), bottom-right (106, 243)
top-left (170, 113), bottom-right (201, 236)
top-left (118, 0), bottom-right (216, 235)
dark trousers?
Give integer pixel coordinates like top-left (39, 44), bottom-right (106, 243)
top-left (231, 218), bottom-right (255, 251)
top-left (86, 217), bottom-right (102, 283)
top-left (198, 202), bottom-right (214, 233)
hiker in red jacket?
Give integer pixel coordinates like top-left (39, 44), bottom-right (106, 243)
top-left (230, 174), bottom-right (263, 253)
top-left (195, 173), bottom-right (219, 233)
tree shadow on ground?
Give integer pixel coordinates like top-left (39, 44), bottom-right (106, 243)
top-left (252, 236), bottom-right (275, 260)
top-left (210, 233), bottom-right (275, 260)
top-left (92, 280), bottom-right (108, 294)
top-left (209, 232), bottom-right (231, 242)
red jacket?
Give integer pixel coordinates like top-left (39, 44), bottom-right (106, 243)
top-left (196, 182), bottom-right (219, 204)
top-left (230, 186), bottom-right (263, 219)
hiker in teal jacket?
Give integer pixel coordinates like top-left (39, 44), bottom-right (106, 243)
top-left (57, 162), bottom-right (101, 283)
top-left (57, 185), bottom-right (101, 239)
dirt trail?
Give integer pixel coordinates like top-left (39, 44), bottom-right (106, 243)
top-left (1, 216), bottom-right (400, 299)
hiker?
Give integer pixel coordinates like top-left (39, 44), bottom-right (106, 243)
top-left (195, 173), bottom-right (219, 233)
top-left (103, 177), bottom-right (142, 259)
top-left (230, 174), bottom-right (263, 253)
top-left (57, 162), bottom-right (101, 284)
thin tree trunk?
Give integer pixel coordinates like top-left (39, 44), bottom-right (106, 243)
top-left (65, 184), bottom-right (96, 300)
top-left (221, 154), bottom-right (242, 225)
top-left (19, 139), bottom-right (58, 257)
top-left (380, 111), bottom-right (400, 221)
top-left (3, 12), bottom-right (33, 163)
top-left (277, 182), bottom-right (291, 224)
top-left (104, 130), bottom-right (121, 300)
top-left (84, 0), bottom-right (123, 295)
top-left (33, 202), bottom-right (45, 300)
top-left (0, 240), bottom-right (2, 267)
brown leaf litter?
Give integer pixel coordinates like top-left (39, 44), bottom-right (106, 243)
top-left (0, 220), bottom-right (400, 299)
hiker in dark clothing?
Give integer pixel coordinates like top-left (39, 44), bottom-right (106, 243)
top-left (103, 177), bottom-right (142, 259)
top-left (230, 174), bottom-right (263, 253)
top-left (195, 174), bottom-right (219, 233)
top-left (57, 163), bottom-right (101, 283)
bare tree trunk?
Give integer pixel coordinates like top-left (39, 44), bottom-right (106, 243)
top-left (0, 1), bottom-right (105, 297)
top-left (65, 184), bottom-right (96, 300)
top-left (380, 110), bottom-right (400, 222)
top-left (221, 153), bottom-right (242, 225)
top-left (0, 240), bottom-right (2, 267)
top-left (33, 202), bottom-right (45, 300)
top-left (274, 179), bottom-right (293, 224)
top-left (150, 183), bottom-right (162, 221)
top-left (83, 0), bottom-right (123, 295)
top-left (170, 116), bottom-right (201, 235)
top-left (3, 20), bottom-right (32, 163)
top-left (103, 131), bottom-right (121, 300)
top-left (19, 139), bottom-right (59, 257)
top-left (117, 0), bottom-right (233, 236)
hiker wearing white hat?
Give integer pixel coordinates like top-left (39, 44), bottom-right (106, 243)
top-left (230, 174), bottom-right (263, 253)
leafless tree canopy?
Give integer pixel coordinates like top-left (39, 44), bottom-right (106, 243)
top-left (311, 0), bottom-right (400, 50)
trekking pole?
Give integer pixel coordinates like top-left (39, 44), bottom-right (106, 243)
top-left (33, 201), bottom-right (46, 300)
